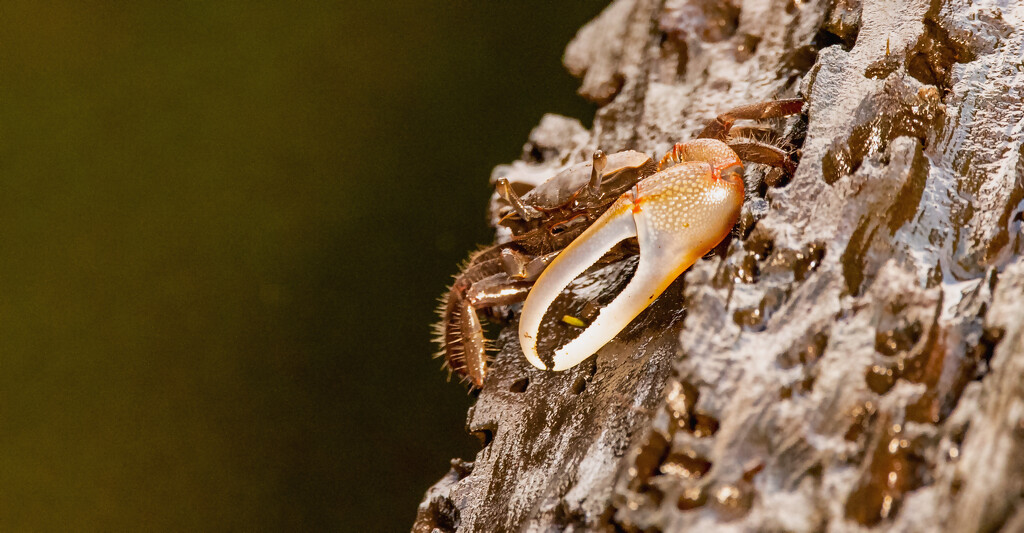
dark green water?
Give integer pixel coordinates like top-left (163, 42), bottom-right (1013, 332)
top-left (0, 2), bottom-right (603, 530)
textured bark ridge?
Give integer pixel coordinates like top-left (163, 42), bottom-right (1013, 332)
top-left (415, 0), bottom-right (1024, 531)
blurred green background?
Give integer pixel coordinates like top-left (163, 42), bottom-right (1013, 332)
top-left (0, 1), bottom-right (603, 530)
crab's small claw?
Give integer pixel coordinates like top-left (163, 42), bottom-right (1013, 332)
top-left (519, 139), bottom-right (746, 371)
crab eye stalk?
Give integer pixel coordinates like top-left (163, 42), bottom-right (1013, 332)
top-left (586, 150), bottom-right (608, 198)
top-left (496, 177), bottom-right (536, 221)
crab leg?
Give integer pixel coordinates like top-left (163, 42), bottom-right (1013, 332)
top-left (519, 140), bottom-right (747, 371)
top-left (443, 271), bottom-right (536, 386)
top-left (697, 98), bottom-right (804, 141)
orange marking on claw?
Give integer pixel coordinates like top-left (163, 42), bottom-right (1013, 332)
top-left (631, 182), bottom-right (644, 213)
top-left (712, 158), bottom-right (742, 180)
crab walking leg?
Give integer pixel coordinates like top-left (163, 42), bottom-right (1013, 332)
top-left (517, 198), bottom-right (638, 370)
top-left (697, 98), bottom-right (804, 141)
top-left (448, 274), bottom-right (535, 386)
top-left (520, 153), bottom-right (746, 372)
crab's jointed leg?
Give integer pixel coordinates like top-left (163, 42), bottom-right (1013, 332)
top-left (697, 98), bottom-right (805, 175)
top-left (439, 247), bottom-right (561, 387)
top-left (519, 139), bottom-right (747, 372)
top-left (697, 98), bottom-right (804, 141)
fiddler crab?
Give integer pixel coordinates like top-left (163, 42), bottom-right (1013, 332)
top-left (435, 99), bottom-right (805, 388)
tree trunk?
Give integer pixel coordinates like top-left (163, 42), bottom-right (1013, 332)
top-left (415, 0), bottom-right (1024, 531)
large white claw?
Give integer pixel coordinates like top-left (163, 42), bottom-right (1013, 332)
top-left (519, 156), bottom-right (745, 372)
top-left (517, 197), bottom-right (637, 370)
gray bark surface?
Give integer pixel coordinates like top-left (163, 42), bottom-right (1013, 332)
top-left (415, 0), bottom-right (1024, 531)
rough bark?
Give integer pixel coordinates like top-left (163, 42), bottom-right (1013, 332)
top-left (415, 0), bottom-right (1024, 531)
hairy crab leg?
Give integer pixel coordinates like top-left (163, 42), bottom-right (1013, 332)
top-left (728, 140), bottom-right (797, 176)
top-left (444, 272), bottom-right (534, 387)
top-left (437, 246), bottom-right (561, 387)
top-left (519, 139), bottom-right (746, 372)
